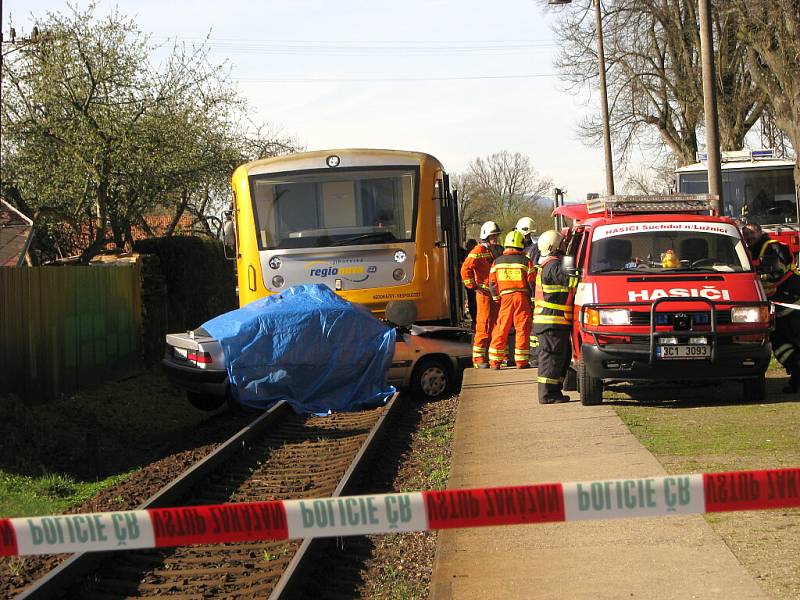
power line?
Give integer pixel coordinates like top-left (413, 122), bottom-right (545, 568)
top-left (149, 37), bottom-right (557, 56)
top-left (236, 73), bottom-right (558, 83)
top-left (151, 36), bottom-right (555, 44)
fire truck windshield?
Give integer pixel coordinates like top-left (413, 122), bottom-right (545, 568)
top-left (589, 227), bottom-right (751, 274)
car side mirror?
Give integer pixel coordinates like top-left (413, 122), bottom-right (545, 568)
top-left (222, 213), bottom-right (236, 259)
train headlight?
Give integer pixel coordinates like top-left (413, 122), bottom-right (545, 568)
top-left (394, 250), bottom-right (406, 263)
top-left (268, 256), bottom-right (282, 270)
top-left (272, 275), bottom-right (285, 288)
top-left (392, 268), bottom-right (405, 281)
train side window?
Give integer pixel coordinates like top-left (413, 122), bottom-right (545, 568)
top-left (434, 177), bottom-right (445, 245)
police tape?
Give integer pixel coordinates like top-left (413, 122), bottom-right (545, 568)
top-left (773, 301), bottom-right (800, 311)
top-left (1, 468), bottom-right (797, 557)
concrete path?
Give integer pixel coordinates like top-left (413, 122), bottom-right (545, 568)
top-left (429, 368), bottom-right (767, 600)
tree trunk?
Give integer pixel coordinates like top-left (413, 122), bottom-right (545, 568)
top-left (166, 189), bottom-right (190, 237)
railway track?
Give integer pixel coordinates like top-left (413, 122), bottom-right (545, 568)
top-left (19, 393), bottom-right (401, 599)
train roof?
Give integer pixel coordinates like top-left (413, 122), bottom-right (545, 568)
top-left (241, 148), bottom-right (444, 176)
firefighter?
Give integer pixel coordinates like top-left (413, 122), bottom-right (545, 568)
top-left (516, 217), bottom-right (540, 367)
top-left (488, 230), bottom-right (536, 369)
top-left (461, 221), bottom-right (503, 368)
top-left (516, 217), bottom-right (539, 263)
top-left (533, 229), bottom-right (578, 404)
top-left (761, 254), bottom-right (800, 392)
top-left (742, 223), bottom-right (793, 269)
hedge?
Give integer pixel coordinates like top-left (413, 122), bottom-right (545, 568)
top-left (134, 236), bottom-right (237, 336)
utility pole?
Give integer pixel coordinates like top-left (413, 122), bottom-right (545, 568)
top-left (548, 0), bottom-right (615, 196)
top-left (593, 0), bottom-right (615, 196)
top-left (698, 0), bottom-right (723, 214)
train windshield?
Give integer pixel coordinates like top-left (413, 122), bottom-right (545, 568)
top-left (679, 167), bottom-right (796, 226)
top-left (250, 169), bottom-right (417, 249)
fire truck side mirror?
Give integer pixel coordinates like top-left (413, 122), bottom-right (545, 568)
top-left (562, 255), bottom-right (577, 276)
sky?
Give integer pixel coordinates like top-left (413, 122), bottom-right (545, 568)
top-left (3, 0), bottom-right (611, 201)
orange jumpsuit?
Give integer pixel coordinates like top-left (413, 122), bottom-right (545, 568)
top-left (461, 241), bottom-right (501, 366)
top-left (488, 248), bottom-right (536, 368)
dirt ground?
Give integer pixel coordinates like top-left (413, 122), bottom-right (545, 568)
top-left (0, 408), bottom-right (255, 598)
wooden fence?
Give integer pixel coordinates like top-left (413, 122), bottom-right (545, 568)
top-left (0, 265), bottom-right (142, 402)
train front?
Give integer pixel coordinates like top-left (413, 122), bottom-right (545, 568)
top-left (231, 149), bottom-right (454, 323)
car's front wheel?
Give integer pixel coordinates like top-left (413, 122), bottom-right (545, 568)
top-left (410, 357), bottom-right (452, 400)
top-left (187, 391), bottom-right (227, 411)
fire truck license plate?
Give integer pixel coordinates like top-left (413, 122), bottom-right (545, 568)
top-left (656, 345), bottom-right (710, 359)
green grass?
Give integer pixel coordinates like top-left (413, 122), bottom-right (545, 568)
top-left (0, 472), bottom-right (129, 518)
top-left (0, 368), bottom-right (219, 518)
top-left (371, 562), bottom-right (428, 600)
top-left (406, 420), bottom-right (454, 492)
top-left (614, 396), bottom-right (800, 473)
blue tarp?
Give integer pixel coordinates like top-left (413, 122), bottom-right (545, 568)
top-left (202, 284), bottom-right (396, 413)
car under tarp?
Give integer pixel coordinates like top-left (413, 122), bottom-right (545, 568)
top-left (202, 284), bottom-right (396, 413)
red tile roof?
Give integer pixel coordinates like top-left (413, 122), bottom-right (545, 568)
top-left (0, 200), bottom-right (34, 267)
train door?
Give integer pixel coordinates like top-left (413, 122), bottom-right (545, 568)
top-left (436, 172), bottom-right (463, 325)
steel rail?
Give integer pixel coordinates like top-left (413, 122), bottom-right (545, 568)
top-left (268, 392), bottom-right (403, 599)
top-left (18, 400), bottom-right (293, 600)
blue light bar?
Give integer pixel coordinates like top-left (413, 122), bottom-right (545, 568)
top-left (751, 149), bottom-right (774, 159)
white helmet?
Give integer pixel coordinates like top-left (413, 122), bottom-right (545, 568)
top-left (537, 230), bottom-right (563, 256)
top-left (480, 220), bottom-right (501, 240)
top-left (515, 217), bottom-right (536, 236)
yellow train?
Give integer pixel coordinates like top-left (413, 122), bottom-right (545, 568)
top-left (227, 149), bottom-right (463, 324)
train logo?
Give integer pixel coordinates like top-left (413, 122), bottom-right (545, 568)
top-left (306, 261), bottom-right (372, 283)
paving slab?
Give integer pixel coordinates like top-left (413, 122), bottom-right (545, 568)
top-left (429, 368), bottom-right (767, 599)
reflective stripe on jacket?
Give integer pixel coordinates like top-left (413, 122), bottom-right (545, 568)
top-left (461, 241), bottom-right (502, 292)
top-left (771, 268), bottom-right (800, 317)
top-left (533, 255), bottom-right (578, 329)
top-left (489, 248), bottom-right (535, 301)
top-left (752, 236), bottom-right (793, 268)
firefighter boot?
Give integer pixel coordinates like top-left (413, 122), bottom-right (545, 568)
top-left (781, 372), bottom-right (800, 394)
top-left (537, 382), bottom-right (570, 404)
top-left (781, 355), bottom-right (800, 392)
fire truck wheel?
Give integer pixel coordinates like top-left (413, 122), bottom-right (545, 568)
top-left (578, 360), bottom-right (603, 406)
top-left (742, 375), bottom-right (766, 403)
top-left (187, 391), bottom-right (227, 411)
top-left (563, 367), bottom-right (578, 391)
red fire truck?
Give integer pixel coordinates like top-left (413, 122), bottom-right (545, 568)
top-left (554, 195), bottom-right (772, 406)
top-left (676, 150), bottom-right (799, 257)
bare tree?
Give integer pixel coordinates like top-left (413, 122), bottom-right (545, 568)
top-left (465, 151), bottom-right (553, 233)
top-left (451, 172), bottom-right (492, 241)
top-left (548, 0), bottom-right (764, 168)
top-left (623, 155), bottom-right (678, 195)
top-left (727, 0), bottom-right (800, 198)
